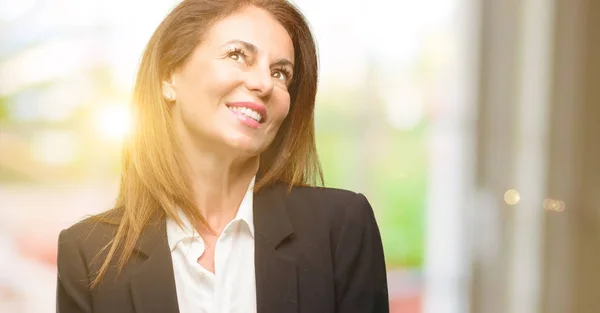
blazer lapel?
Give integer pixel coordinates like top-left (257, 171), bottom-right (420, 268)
top-left (254, 184), bottom-right (298, 313)
top-left (130, 218), bottom-right (180, 313)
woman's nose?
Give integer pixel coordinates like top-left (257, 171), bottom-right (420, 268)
top-left (244, 65), bottom-right (274, 98)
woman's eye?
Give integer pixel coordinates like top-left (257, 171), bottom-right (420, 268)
top-left (228, 50), bottom-right (246, 62)
top-left (272, 71), bottom-right (284, 80)
top-left (272, 70), bottom-right (289, 82)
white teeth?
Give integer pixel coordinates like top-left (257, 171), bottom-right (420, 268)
top-left (229, 106), bottom-right (262, 122)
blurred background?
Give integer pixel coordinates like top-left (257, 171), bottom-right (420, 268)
top-left (0, 0), bottom-right (598, 312)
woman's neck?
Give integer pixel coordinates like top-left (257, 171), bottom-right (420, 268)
top-left (185, 148), bottom-right (259, 229)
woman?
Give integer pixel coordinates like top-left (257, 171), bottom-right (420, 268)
top-left (56, 1), bottom-right (389, 312)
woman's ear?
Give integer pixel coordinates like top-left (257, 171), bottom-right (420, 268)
top-left (162, 77), bottom-right (176, 102)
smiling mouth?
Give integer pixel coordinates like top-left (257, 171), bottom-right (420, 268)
top-left (225, 101), bottom-right (267, 123)
top-left (226, 105), bottom-right (264, 123)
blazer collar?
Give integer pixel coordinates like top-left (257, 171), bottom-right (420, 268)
top-left (130, 216), bottom-right (180, 313)
top-left (129, 182), bottom-right (298, 313)
top-left (253, 182), bottom-right (294, 247)
top-left (253, 182), bottom-right (298, 313)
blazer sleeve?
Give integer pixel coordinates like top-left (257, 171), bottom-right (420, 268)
top-left (56, 228), bottom-right (93, 313)
top-left (334, 193), bottom-right (389, 313)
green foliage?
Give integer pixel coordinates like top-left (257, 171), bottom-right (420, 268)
top-left (0, 97), bottom-right (7, 122)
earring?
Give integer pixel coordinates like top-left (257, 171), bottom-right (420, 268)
top-left (165, 92), bottom-right (173, 100)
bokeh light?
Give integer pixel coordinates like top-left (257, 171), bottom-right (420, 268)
top-left (543, 198), bottom-right (565, 212)
top-left (93, 104), bottom-right (132, 141)
top-left (504, 189), bottom-right (521, 206)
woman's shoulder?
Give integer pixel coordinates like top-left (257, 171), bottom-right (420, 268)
top-left (56, 209), bottom-right (124, 309)
top-left (283, 185), bottom-right (375, 224)
top-left (285, 185), bottom-right (365, 205)
top-left (58, 209), bottom-right (121, 256)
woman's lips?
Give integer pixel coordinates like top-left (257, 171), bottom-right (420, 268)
top-left (226, 101), bottom-right (267, 123)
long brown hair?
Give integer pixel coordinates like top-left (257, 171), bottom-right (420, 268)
top-left (91, 0), bottom-right (322, 287)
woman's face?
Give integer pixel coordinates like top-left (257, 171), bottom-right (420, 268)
top-left (165, 5), bottom-right (295, 157)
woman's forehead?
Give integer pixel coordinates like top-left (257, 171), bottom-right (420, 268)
top-left (203, 6), bottom-right (294, 61)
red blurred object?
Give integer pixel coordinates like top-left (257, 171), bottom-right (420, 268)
top-left (15, 229), bottom-right (59, 267)
top-left (390, 294), bottom-right (421, 313)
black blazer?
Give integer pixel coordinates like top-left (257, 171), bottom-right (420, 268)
top-left (56, 184), bottom-right (389, 313)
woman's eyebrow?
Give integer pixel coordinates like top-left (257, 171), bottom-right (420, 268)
top-left (271, 59), bottom-right (294, 69)
top-left (221, 39), bottom-right (258, 55)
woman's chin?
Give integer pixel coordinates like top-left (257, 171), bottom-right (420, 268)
top-left (222, 136), bottom-right (266, 157)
